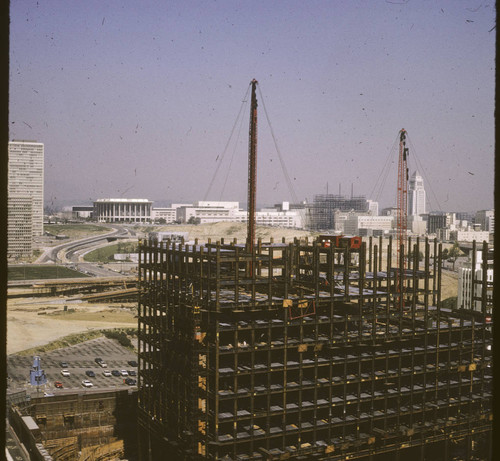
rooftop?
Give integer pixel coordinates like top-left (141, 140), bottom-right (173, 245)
top-left (94, 198), bottom-right (152, 203)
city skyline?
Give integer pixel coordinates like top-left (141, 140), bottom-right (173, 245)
top-left (10, 2), bottom-right (495, 212)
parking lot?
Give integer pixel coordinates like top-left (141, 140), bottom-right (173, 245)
top-left (7, 336), bottom-right (138, 394)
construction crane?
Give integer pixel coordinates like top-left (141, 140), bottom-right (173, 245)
top-left (396, 128), bottom-right (409, 308)
top-left (246, 79), bottom-right (258, 257)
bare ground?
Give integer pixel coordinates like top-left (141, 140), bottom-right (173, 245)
top-left (7, 297), bottom-right (137, 355)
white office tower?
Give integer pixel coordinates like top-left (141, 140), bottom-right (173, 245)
top-left (408, 171), bottom-right (426, 216)
top-left (8, 141), bottom-right (44, 237)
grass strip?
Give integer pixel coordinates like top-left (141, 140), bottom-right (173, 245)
top-left (16, 327), bottom-right (138, 356)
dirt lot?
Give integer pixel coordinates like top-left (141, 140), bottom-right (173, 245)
top-left (7, 297), bottom-right (137, 355)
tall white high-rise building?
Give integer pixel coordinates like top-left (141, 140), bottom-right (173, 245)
top-left (8, 140), bottom-right (44, 237)
top-left (408, 171), bottom-right (426, 216)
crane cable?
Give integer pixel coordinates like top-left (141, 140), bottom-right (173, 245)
top-left (370, 132), bottom-right (400, 203)
top-left (406, 135), bottom-right (442, 212)
top-left (257, 85), bottom-right (299, 205)
top-left (203, 84), bottom-right (251, 201)
top-left (219, 97), bottom-right (248, 201)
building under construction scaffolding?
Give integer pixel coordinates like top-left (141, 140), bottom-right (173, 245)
top-left (309, 194), bottom-right (372, 231)
top-left (137, 235), bottom-right (492, 460)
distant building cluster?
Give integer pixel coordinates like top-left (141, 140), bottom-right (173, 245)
top-left (65, 186), bottom-right (494, 244)
top-left (8, 140), bottom-right (44, 260)
top-left (16, 157), bottom-right (489, 248)
top-left (304, 172), bottom-right (493, 244)
top-left (89, 199), bottom-right (304, 228)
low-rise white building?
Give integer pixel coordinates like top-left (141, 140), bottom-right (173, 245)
top-left (177, 201), bottom-right (241, 224)
top-left (72, 206), bottom-right (93, 219)
top-left (255, 209), bottom-right (302, 228)
top-left (344, 214), bottom-right (394, 235)
top-left (152, 207), bottom-right (177, 223)
top-left (408, 215), bottom-right (427, 235)
top-left (450, 230), bottom-right (490, 243)
top-left (94, 198), bottom-right (153, 223)
top-left (458, 247), bottom-right (493, 314)
top-left (176, 201), bottom-right (303, 228)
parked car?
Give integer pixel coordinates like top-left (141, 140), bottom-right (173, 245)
top-left (85, 370), bottom-right (96, 378)
top-left (81, 380), bottom-right (93, 388)
top-left (98, 361), bottom-right (108, 368)
top-left (120, 370), bottom-right (128, 376)
top-left (59, 361), bottom-right (69, 368)
top-left (128, 370), bottom-right (137, 377)
top-left (124, 377), bottom-right (136, 386)
top-left (111, 370), bottom-right (121, 377)
top-left (127, 360), bottom-right (138, 367)
top-left (61, 369), bottom-right (70, 377)
top-left (54, 381), bottom-right (63, 389)
top-left (102, 370), bottom-right (112, 377)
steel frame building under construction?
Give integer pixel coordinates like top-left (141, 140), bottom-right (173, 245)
top-left (309, 194), bottom-right (370, 230)
top-left (137, 236), bottom-right (492, 460)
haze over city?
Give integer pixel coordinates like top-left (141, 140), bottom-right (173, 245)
top-left (9, 1), bottom-right (495, 212)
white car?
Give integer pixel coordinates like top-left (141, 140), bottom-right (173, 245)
top-left (120, 370), bottom-right (128, 376)
top-left (61, 369), bottom-right (70, 377)
top-left (102, 370), bottom-right (112, 377)
top-left (81, 380), bottom-right (93, 388)
top-left (98, 361), bottom-right (108, 368)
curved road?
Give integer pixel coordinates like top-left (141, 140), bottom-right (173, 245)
top-left (36, 225), bottom-right (133, 265)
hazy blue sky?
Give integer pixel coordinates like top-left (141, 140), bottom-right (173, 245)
top-left (10, 1), bottom-right (495, 212)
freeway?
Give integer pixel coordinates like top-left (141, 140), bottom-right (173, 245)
top-left (33, 225), bottom-right (138, 277)
top-left (37, 225), bottom-right (132, 262)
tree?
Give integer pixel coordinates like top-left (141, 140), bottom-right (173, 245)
top-left (187, 216), bottom-right (201, 225)
top-left (446, 241), bottom-right (463, 271)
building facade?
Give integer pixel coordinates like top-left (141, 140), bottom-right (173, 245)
top-left (72, 206), bottom-right (94, 220)
top-left (475, 210), bottom-right (494, 233)
top-left (177, 201), bottom-right (241, 224)
top-left (177, 201), bottom-right (303, 228)
top-left (408, 171), bottom-right (426, 216)
top-left (93, 199), bottom-right (153, 223)
top-left (427, 211), bottom-right (455, 235)
top-left (152, 207), bottom-right (177, 223)
top-left (450, 230), bottom-right (490, 243)
top-left (7, 196), bottom-right (33, 259)
top-left (343, 214), bottom-right (394, 235)
top-left (458, 245), bottom-right (493, 315)
top-left (8, 141), bottom-right (44, 237)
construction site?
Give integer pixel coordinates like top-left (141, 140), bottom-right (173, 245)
top-left (136, 81), bottom-right (492, 460)
top-left (9, 389), bottom-right (137, 460)
top-left (136, 234), bottom-right (492, 460)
